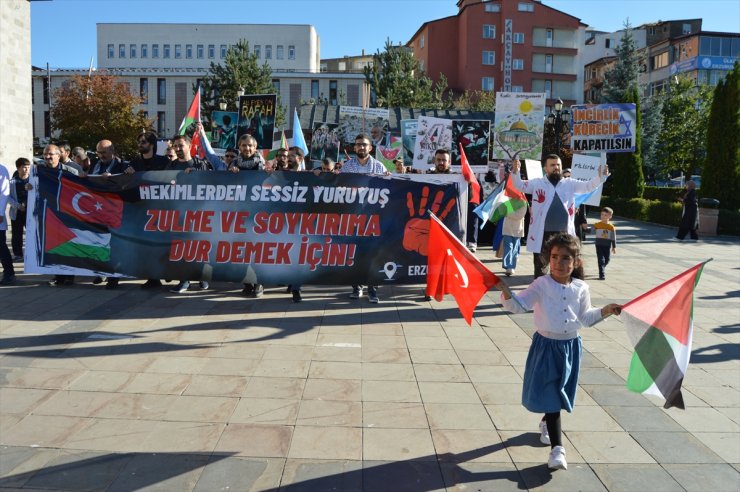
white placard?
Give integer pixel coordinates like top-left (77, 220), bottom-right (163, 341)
top-left (570, 153), bottom-right (603, 207)
top-left (523, 159), bottom-right (543, 180)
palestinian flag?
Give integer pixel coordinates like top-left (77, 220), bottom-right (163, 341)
top-left (621, 260), bottom-right (710, 409)
top-left (177, 86), bottom-right (201, 136)
top-left (473, 174), bottom-right (527, 227)
top-left (44, 210), bottom-right (111, 263)
top-left (266, 131), bottom-right (289, 160)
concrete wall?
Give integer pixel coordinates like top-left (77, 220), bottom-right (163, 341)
top-left (0, 0), bottom-right (32, 171)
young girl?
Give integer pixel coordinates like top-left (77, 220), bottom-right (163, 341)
top-left (501, 233), bottom-right (621, 470)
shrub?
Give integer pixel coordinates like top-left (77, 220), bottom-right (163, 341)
top-left (718, 209), bottom-right (740, 236)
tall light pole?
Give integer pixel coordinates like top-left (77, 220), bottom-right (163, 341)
top-left (546, 98), bottom-right (571, 157)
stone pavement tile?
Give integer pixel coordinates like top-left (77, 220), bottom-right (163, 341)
top-left (663, 463), bottom-right (740, 492)
top-left (296, 400), bottom-right (362, 427)
top-left (567, 431), bottom-right (656, 463)
top-left (561, 406), bottom-right (623, 432)
top-left (63, 418), bottom-right (159, 452)
top-left (311, 346), bottom-right (362, 362)
top-left (308, 361), bottom-right (362, 380)
top-left (288, 426), bottom-right (362, 460)
top-left (302, 379), bottom-right (361, 401)
top-left (363, 380), bottom-right (420, 403)
top-left (577, 366), bottom-right (626, 385)
top-left (243, 377), bottom-right (306, 399)
top-left (498, 430), bottom-right (583, 465)
top-left (0, 387), bottom-right (52, 414)
top-left (485, 404), bottom-right (536, 431)
top-left (31, 390), bottom-right (118, 418)
top-left (215, 424), bottom-right (292, 457)
top-left (362, 362), bottom-right (415, 381)
top-left (580, 384), bottom-right (654, 407)
top-left (278, 459), bottom-right (362, 491)
top-left (0, 446), bottom-right (58, 483)
top-left (184, 374), bottom-right (249, 397)
top-left (79, 355), bottom-right (155, 373)
top-left (717, 407), bottom-right (740, 425)
top-left (164, 395), bottom-right (238, 423)
top-left (683, 367), bottom-right (732, 387)
top-left (316, 333), bottom-right (361, 347)
top-left (139, 421), bottom-right (225, 453)
top-left (431, 429), bottom-right (510, 463)
top-left (361, 335), bottom-right (407, 349)
top-left (502, 350), bottom-right (528, 368)
top-left (409, 348), bottom-right (461, 364)
top-left (447, 337), bottom-right (498, 352)
top-left (589, 349), bottom-right (633, 369)
top-left (665, 406), bottom-right (739, 432)
top-left (419, 382), bottom-right (481, 404)
top-left (361, 347), bottom-right (410, 364)
top-left (19, 449), bottom-right (131, 491)
top-left (66, 370), bottom-right (134, 393)
top-left (107, 451), bottom-right (210, 492)
top-left (426, 403), bottom-right (494, 430)
top-left (0, 415), bottom-right (23, 436)
top-left (704, 369), bottom-right (740, 387)
top-left (465, 364), bottom-right (523, 384)
top-left (196, 357), bottom-right (260, 376)
top-left (414, 363), bottom-right (469, 382)
top-left (0, 415), bottom-right (91, 448)
top-left (591, 463), bottom-right (683, 492)
top-left (230, 398), bottom-right (300, 425)
top-left (405, 336), bottom-right (453, 350)
top-left (212, 344), bottom-right (265, 360)
top-left (474, 383), bottom-right (521, 405)
top-left (602, 405), bottom-right (685, 432)
top-left (362, 402), bottom-right (428, 429)
top-left (364, 428), bottom-right (436, 461)
top-left (194, 455), bottom-right (284, 492)
top-left (144, 355), bottom-right (209, 375)
top-left (516, 461), bottom-right (607, 491)
top-left (362, 460), bottom-right (446, 492)
top-left (693, 432), bottom-right (740, 463)
top-left (259, 345), bottom-right (314, 361)
top-left (363, 324), bottom-right (403, 336)
top-left (440, 462), bottom-right (525, 491)
top-left (685, 384), bottom-right (740, 408)
top-left (455, 349), bottom-right (510, 365)
top-left (120, 372), bottom-right (192, 395)
top-left (96, 393), bottom-right (177, 420)
top-left (403, 325), bottom-right (446, 338)
top-left (253, 358), bottom-right (311, 379)
top-left (1, 366), bottom-right (84, 390)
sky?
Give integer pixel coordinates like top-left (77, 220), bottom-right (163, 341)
top-left (31, 0), bottom-right (740, 69)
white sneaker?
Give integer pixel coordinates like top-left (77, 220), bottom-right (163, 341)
top-left (467, 242), bottom-right (477, 253)
top-left (548, 445), bottom-right (567, 470)
top-left (505, 268), bottom-right (513, 276)
top-left (350, 286), bottom-right (363, 299)
top-left (539, 420), bottom-right (550, 445)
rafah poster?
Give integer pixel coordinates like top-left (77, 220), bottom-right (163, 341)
top-left (570, 103), bottom-right (637, 153)
top-left (412, 116), bottom-right (453, 171)
top-left (210, 110), bottom-right (239, 150)
top-left (237, 94), bottom-right (277, 150)
top-left (451, 120), bottom-right (490, 167)
top-left (492, 92), bottom-right (546, 161)
top-left (337, 106), bottom-right (390, 158)
top-left (26, 166), bottom-right (465, 286)
top-left (310, 122), bottom-right (340, 162)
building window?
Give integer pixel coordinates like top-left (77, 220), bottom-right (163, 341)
top-left (157, 111), bottom-right (166, 136)
top-left (157, 78), bottom-right (166, 104)
top-left (254, 45), bottom-right (261, 58)
top-left (107, 44), bottom-right (114, 58)
top-left (265, 45), bottom-right (272, 59)
top-left (208, 45), bottom-right (215, 58)
top-left (288, 45), bottom-right (295, 60)
top-left (44, 111), bottom-right (51, 138)
top-left (311, 80), bottom-right (319, 100)
top-left (682, 23), bottom-right (692, 35)
top-left (119, 44), bottom-right (125, 58)
top-left (420, 35), bottom-right (425, 48)
top-left (197, 45), bottom-right (204, 59)
top-left (513, 59), bottom-right (524, 70)
top-left (329, 80), bottom-right (338, 105)
top-left (518, 2), bottom-right (534, 12)
top-left (513, 33), bottom-right (524, 44)
top-left (485, 3), bottom-right (500, 12)
top-left (483, 25), bottom-right (496, 39)
top-left (545, 54), bottom-right (553, 72)
top-left (652, 52), bottom-right (669, 69)
top-left (272, 79), bottom-right (280, 93)
top-left (130, 44), bottom-right (136, 58)
top-left (175, 44), bottom-right (182, 59)
top-left (141, 44), bottom-right (148, 58)
top-left (163, 44), bottom-right (170, 58)
top-left (220, 44), bottom-right (227, 58)
top-left (140, 78), bottom-right (148, 104)
top-left (152, 44), bottom-right (159, 58)
top-left (186, 44), bottom-right (192, 58)
top-left (605, 38), bottom-right (612, 48)
top-left (43, 78), bottom-right (49, 104)
top-left (419, 60), bottom-right (424, 71)
top-left (512, 85), bottom-right (524, 92)
top-left (544, 80), bottom-right (552, 98)
top-left (277, 45), bottom-right (284, 59)
top-left (482, 51), bottom-right (495, 65)
top-left (482, 77), bottom-right (494, 91)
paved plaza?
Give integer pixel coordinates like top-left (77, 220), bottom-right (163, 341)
top-left (0, 216), bottom-right (738, 491)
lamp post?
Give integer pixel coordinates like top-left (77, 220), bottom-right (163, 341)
top-left (546, 98), bottom-right (571, 157)
top-left (218, 98), bottom-right (227, 111)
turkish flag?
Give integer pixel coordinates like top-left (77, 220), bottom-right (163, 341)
top-left (459, 143), bottom-right (481, 205)
top-left (58, 177), bottom-right (123, 229)
top-left (426, 213), bottom-right (500, 325)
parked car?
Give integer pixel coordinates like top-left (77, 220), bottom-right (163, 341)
top-left (668, 175), bottom-right (701, 188)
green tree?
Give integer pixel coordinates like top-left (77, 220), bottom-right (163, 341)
top-left (703, 62), bottom-right (740, 210)
top-left (609, 86), bottom-right (644, 198)
top-left (364, 39), bottom-right (450, 109)
top-left (452, 90), bottom-right (497, 111)
top-left (199, 39), bottom-right (285, 128)
top-left (641, 94), bottom-right (663, 181)
top-left (656, 76), bottom-right (713, 179)
top-left (50, 73), bottom-right (151, 158)
top-left (601, 22), bottom-right (640, 104)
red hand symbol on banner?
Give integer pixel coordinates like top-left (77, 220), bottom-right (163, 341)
top-left (403, 186), bottom-right (457, 256)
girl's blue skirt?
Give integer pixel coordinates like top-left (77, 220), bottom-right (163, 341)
top-left (522, 332), bottom-right (582, 413)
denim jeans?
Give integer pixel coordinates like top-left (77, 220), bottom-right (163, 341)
top-left (502, 235), bottom-right (520, 270)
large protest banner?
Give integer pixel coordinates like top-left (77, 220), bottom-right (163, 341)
top-left (210, 110), bottom-right (239, 150)
top-left (26, 166), bottom-right (464, 286)
top-left (412, 116), bottom-right (453, 171)
top-left (570, 103), bottom-right (637, 153)
top-left (492, 92), bottom-right (546, 161)
top-left (237, 94), bottom-right (277, 150)
top-left (337, 106), bottom-right (390, 158)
